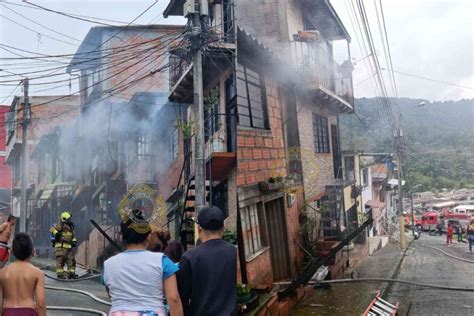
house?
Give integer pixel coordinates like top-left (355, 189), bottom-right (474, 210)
top-left (64, 24), bottom-right (186, 267)
top-left (163, 0), bottom-right (355, 297)
top-left (0, 105), bottom-right (12, 220)
top-left (4, 95), bottom-right (79, 224)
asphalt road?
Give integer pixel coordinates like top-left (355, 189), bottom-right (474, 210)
top-left (386, 233), bottom-right (474, 316)
top-left (44, 269), bottom-right (110, 316)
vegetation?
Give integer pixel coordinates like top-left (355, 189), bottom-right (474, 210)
top-left (340, 97), bottom-right (474, 191)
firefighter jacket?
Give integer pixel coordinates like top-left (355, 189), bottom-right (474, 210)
top-left (50, 222), bottom-right (77, 249)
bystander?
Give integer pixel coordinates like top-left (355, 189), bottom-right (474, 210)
top-left (177, 205), bottom-right (237, 316)
top-left (0, 233), bottom-right (46, 316)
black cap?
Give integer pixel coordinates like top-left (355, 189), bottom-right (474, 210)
top-left (196, 206), bottom-right (225, 230)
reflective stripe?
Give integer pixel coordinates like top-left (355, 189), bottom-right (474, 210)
top-left (55, 243), bottom-right (72, 249)
top-left (56, 268), bottom-right (64, 273)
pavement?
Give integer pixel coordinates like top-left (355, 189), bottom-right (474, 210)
top-left (385, 234), bottom-right (474, 316)
top-left (292, 235), bottom-right (410, 315)
top-left (30, 257), bottom-right (111, 315)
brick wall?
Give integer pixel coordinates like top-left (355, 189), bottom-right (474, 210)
top-left (237, 0), bottom-right (282, 53)
top-left (246, 248), bottom-right (273, 289)
top-left (285, 190), bottom-right (305, 276)
top-left (105, 28), bottom-right (181, 103)
top-left (296, 98), bottom-right (336, 200)
top-left (237, 79), bottom-right (286, 187)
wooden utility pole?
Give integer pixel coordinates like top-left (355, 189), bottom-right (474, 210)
top-left (20, 77), bottom-right (29, 232)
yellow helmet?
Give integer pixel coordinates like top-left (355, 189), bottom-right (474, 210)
top-left (60, 211), bottom-right (72, 222)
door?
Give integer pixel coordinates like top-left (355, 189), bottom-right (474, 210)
top-left (264, 198), bottom-right (290, 280)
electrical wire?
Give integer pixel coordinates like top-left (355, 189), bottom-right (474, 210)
top-left (0, 0), bottom-right (133, 25)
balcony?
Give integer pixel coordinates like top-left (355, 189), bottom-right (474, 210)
top-left (288, 39), bottom-right (354, 113)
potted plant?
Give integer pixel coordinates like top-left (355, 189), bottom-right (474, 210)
top-left (237, 283), bottom-right (258, 311)
top-left (258, 176), bottom-right (285, 192)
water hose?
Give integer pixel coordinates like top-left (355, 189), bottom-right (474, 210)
top-left (421, 244), bottom-right (474, 264)
top-left (47, 306), bottom-right (107, 315)
top-left (44, 272), bottom-right (101, 282)
top-left (45, 285), bottom-right (111, 306)
top-left (299, 278), bottom-right (474, 292)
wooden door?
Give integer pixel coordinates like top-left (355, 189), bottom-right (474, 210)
top-left (264, 198), bottom-right (290, 280)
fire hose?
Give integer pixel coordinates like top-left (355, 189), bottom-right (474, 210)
top-left (45, 285), bottom-right (112, 306)
top-left (47, 306), bottom-right (107, 315)
top-left (44, 272), bottom-right (101, 282)
top-left (421, 244), bottom-right (474, 264)
top-left (276, 278), bottom-right (474, 292)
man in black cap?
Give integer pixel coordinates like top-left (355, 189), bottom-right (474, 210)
top-left (177, 205), bottom-right (237, 316)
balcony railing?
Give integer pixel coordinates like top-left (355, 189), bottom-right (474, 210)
top-left (169, 55), bottom-right (191, 91)
top-left (288, 40), bottom-right (354, 106)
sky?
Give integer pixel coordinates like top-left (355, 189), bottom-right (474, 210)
top-left (0, 0), bottom-right (473, 104)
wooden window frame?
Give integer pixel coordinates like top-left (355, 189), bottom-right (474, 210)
top-left (313, 114), bottom-right (330, 153)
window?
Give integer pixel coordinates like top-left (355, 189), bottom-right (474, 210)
top-left (241, 203), bottom-right (264, 258)
top-left (236, 64), bottom-right (269, 129)
top-left (170, 127), bottom-right (179, 161)
top-left (345, 156), bottom-right (355, 182)
top-left (204, 87), bottom-right (220, 142)
top-left (313, 114), bottom-right (330, 153)
top-left (137, 134), bottom-right (150, 160)
top-left (52, 153), bottom-right (61, 182)
top-left (362, 168), bottom-right (369, 187)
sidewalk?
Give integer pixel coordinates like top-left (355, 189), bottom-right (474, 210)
top-left (291, 235), bottom-right (411, 315)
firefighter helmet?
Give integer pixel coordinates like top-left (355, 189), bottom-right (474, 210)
top-left (60, 211), bottom-right (72, 222)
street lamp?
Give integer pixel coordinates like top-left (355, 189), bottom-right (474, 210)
top-left (410, 184), bottom-right (422, 236)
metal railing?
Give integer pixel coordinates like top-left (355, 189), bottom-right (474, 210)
top-left (169, 55), bottom-right (191, 90)
top-left (288, 40), bottom-right (353, 105)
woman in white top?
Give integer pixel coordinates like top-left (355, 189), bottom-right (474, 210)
top-left (103, 213), bottom-right (183, 316)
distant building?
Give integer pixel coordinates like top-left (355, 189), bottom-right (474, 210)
top-left (0, 105), bottom-right (12, 220)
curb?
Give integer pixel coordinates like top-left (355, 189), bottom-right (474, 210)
top-left (379, 235), bottom-right (414, 298)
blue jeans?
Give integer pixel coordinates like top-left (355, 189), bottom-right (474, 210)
top-left (468, 236), bottom-right (474, 252)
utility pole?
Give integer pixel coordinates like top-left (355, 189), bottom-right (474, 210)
top-left (20, 77), bottom-right (29, 232)
top-left (411, 191), bottom-right (415, 236)
top-left (185, 0), bottom-right (208, 241)
top-left (396, 130), bottom-right (406, 250)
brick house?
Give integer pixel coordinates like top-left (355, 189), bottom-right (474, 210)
top-left (163, 0), bottom-right (355, 295)
top-left (4, 96), bottom-right (79, 224)
top-left (65, 25), bottom-right (187, 267)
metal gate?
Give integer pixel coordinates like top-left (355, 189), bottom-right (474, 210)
top-left (264, 198), bottom-right (290, 281)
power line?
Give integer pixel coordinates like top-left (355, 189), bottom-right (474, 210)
top-left (381, 68), bottom-right (474, 90)
top-left (0, 0), bottom-right (133, 25)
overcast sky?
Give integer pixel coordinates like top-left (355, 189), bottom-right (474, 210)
top-left (0, 0), bottom-right (472, 103)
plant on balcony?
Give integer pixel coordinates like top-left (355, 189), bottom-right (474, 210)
top-left (176, 119), bottom-right (193, 140)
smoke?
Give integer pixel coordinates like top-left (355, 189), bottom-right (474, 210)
top-left (57, 92), bottom-right (182, 188)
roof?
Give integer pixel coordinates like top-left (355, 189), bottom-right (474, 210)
top-left (66, 24), bottom-right (185, 72)
top-left (371, 164), bottom-right (388, 179)
top-left (163, 0), bottom-right (185, 17)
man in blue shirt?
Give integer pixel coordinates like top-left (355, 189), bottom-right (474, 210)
top-left (177, 206), bottom-right (237, 316)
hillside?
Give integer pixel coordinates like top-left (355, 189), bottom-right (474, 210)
top-left (340, 98), bottom-right (474, 191)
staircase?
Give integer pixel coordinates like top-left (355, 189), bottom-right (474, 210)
top-left (323, 180), bottom-right (345, 238)
top-left (179, 178), bottom-right (211, 250)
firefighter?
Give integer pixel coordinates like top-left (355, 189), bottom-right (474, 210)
top-left (50, 211), bottom-right (77, 279)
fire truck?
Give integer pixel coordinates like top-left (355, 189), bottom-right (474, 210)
top-left (413, 210), bottom-right (471, 231)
